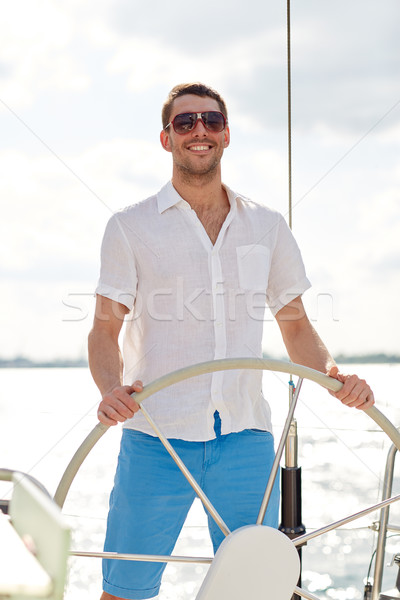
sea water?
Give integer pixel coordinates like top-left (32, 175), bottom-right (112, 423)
top-left (1, 364), bottom-right (400, 600)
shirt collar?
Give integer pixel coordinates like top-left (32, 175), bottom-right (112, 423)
top-left (157, 180), bottom-right (241, 215)
top-left (157, 181), bottom-right (184, 214)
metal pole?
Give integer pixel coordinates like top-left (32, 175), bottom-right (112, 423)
top-left (293, 493), bottom-right (400, 547)
top-left (280, 421), bottom-right (306, 542)
top-left (280, 386), bottom-right (305, 600)
top-left (70, 550), bottom-right (213, 564)
top-left (257, 380), bottom-right (303, 524)
top-left (284, 4), bottom-right (304, 596)
top-left (371, 444), bottom-right (398, 600)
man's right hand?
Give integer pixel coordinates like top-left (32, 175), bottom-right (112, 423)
top-left (97, 380), bottom-right (143, 426)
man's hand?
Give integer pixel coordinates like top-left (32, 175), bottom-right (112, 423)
top-left (97, 380), bottom-right (144, 426)
top-left (327, 366), bottom-right (375, 411)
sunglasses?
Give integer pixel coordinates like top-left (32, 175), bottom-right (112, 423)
top-left (166, 111), bottom-right (227, 135)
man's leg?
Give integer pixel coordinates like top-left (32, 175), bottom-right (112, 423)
top-left (102, 429), bottom-right (203, 600)
top-left (203, 428), bottom-right (279, 552)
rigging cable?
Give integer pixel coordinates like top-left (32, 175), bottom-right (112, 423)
top-left (287, 0), bottom-right (293, 231)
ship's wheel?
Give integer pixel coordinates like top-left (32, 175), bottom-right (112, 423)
top-left (54, 359), bottom-right (400, 600)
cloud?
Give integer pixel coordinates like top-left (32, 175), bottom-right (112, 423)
top-left (89, 0), bottom-right (400, 135)
top-left (3, 0), bottom-right (398, 134)
top-left (104, 0), bottom-right (285, 51)
top-left (0, 1), bottom-right (90, 109)
top-left (0, 138), bottom-right (169, 270)
top-left (0, 137), bottom-right (170, 360)
top-left (0, 279), bottom-right (93, 360)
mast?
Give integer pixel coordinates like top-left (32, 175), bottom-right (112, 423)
top-left (287, 0), bottom-right (293, 231)
top-left (278, 3), bottom-right (306, 599)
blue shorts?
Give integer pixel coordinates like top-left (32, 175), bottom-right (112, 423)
top-left (103, 413), bottom-right (279, 599)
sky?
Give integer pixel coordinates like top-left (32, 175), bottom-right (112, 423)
top-left (0, 0), bottom-right (399, 362)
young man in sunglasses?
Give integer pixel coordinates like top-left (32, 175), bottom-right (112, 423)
top-left (89, 82), bottom-right (374, 600)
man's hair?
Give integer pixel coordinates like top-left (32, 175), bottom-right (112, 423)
top-left (161, 83), bottom-right (228, 129)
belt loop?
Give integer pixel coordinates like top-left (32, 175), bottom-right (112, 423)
top-left (213, 410), bottom-right (222, 437)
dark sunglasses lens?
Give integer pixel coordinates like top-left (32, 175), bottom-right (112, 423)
top-left (202, 112), bottom-right (225, 132)
top-left (173, 113), bottom-right (196, 133)
top-left (172, 112), bottom-right (226, 134)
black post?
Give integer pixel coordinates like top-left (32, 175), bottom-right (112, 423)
top-left (279, 465), bottom-right (306, 600)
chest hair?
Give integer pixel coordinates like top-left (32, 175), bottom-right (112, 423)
top-left (194, 204), bottom-right (230, 245)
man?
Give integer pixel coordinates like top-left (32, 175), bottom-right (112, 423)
top-left (88, 82), bottom-right (374, 600)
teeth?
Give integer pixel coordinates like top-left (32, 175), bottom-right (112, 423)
top-left (190, 145), bottom-right (210, 151)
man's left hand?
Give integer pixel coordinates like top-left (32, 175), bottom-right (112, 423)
top-left (327, 365), bottom-right (375, 411)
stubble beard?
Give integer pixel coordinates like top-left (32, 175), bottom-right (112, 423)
top-left (176, 158), bottom-right (220, 186)
top-left (172, 142), bottom-right (223, 186)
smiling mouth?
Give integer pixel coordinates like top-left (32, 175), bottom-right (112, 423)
top-left (187, 144), bottom-right (213, 152)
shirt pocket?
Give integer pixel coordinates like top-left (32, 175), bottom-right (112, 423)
top-left (236, 245), bottom-right (270, 291)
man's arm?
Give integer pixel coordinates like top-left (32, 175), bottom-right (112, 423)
top-left (88, 295), bottom-right (142, 426)
top-left (275, 296), bottom-right (374, 410)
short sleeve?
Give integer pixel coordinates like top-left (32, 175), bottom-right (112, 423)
top-left (266, 214), bottom-right (311, 315)
top-left (95, 213), bottom-right (138, 311)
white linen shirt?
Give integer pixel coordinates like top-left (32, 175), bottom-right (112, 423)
top-left (95, 181), bottom-right (311, 441)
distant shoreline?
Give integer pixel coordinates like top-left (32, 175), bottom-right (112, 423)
top-left (333, 353), bottom-right (400, 364)
top-left (0, 357), bottom-right (88, 368)
top-left (1, 353), bottom-right (399, 368)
